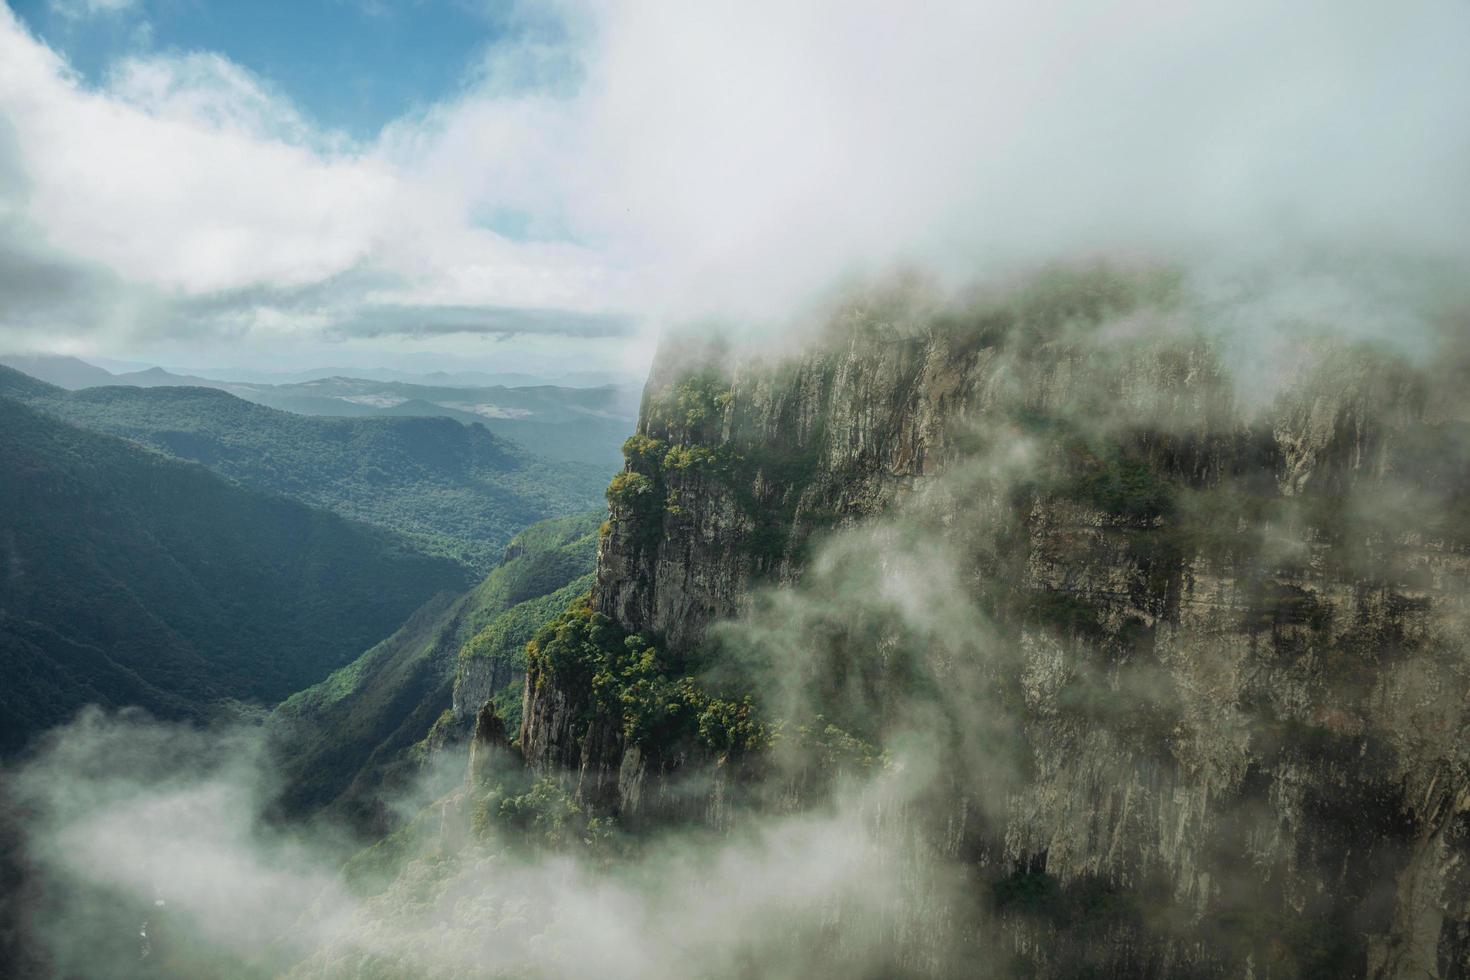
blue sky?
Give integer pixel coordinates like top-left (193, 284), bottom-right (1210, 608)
top-left (7, 0), bottom-right (519, 138)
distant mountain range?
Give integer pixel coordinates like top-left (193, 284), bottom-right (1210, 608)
top-left (181, 365), bottom-right (639, 388)
top-left (0, 365), bottom-right (613, 575)
top-left (0, 353), bottom-right (640, 465)
top-left (0, 353), bottom-right (115, 389)
top-left (0, 352), bottom-right (639, 390)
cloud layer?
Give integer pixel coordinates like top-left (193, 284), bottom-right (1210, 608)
top-left (0, 0), bottom-right (1466, 363)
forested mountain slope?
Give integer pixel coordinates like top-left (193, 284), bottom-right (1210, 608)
top-left (267, 511), bottom-right (601, 829)
top-left (0, 359), bottom-right (641, 467)
top-left (0, 367), bottom-right (611, 573)
top-left (0, 397), bottom-right (471, 754)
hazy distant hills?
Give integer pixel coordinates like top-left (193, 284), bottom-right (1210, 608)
top-left (0, 353), bottom-right (114, 389)
top-left (184, 365), bottom-right (638, 388)
top-left (0, 353), bottom-right (640, 465)
top-left (239, 377), bottom-right (639, 465)
top-left (0, 366), bottom-right (613, 574)
top-left (0, 352), bottom-right (640, 390)
top-left (0, 396), bottom-right (472, 755)
top-left (111, 365), bottom-right (229, 388)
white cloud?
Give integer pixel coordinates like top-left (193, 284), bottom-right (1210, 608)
top-left (0, 0), bottom-right (1467, 362)
top-left (0, 4), bottom-right (629, 357)
top-left (0, 12), bottom-right (383, 293)
top-left (550, 0), bottom-right (1470, 322)
top-left (104, 52), bottom-right (324, 146)
top-left (48, 0), bottom-right (137, 21)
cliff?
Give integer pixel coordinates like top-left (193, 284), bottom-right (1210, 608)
top-left (516, 269), bottom-right (1470, 977)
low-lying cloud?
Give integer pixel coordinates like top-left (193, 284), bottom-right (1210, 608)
top-left (3, 707), bottom-right (966, 979)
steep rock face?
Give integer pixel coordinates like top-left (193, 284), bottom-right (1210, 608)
top-left (520, 278), bottom-right (1470, 976)
top-left (595, 331), bottom-right (939, 650)
top-left (450, 654), bottom-right (514, 725)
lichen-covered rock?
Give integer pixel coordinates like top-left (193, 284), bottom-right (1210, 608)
top-left (451, 653), bottom-right (512, 727)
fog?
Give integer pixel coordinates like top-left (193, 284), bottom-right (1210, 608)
top-left (4, 711), bottom-right (968, 978)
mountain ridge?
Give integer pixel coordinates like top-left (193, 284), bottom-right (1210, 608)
top-left (0, 395), bottom-right (473, 755)
top-left (0, 365), bottom-right (611, 574)
top-left (0, 357), bottom-right (640, 464)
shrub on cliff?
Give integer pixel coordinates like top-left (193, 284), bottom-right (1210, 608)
top-left (526, 595), bottom-right (766, 757)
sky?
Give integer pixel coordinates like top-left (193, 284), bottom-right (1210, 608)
top-left (6, 0), bottom-right (512, 138)
top-left (0, 0), bottom-right (1467, 375)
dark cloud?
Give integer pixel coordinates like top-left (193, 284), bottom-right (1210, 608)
top-left (0, 237), bottom-right (116, 321)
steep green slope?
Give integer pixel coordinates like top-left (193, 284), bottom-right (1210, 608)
top-left (0, 397), bottom-right (471, 755)
top-left (0, 365), bottom-right (61, 400)
top-left (268, 512), bottom-right (601, 829)
top-left (0, 366), bottom-right (612, 573)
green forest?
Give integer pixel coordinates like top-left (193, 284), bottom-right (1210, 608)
top-left (0, 396), bottom-right (471, 754)
top-left (0, 366), bottom-right (614, 574)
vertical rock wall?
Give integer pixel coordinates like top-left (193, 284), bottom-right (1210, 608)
top-left (519, 281), bottom-right (1470, 976)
